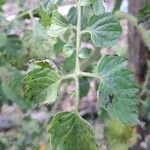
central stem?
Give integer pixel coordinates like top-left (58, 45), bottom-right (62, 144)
top-left (75, 0), bottom-right (81, 112)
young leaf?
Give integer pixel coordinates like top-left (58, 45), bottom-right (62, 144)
top-left (97, 55), bottom-right (140, 124)
top-left (48, 112), bottom-right (97, 150)
top-left (47, 10), bottom-right (70, 37)
top-left (22, 60), bottom-right (61, 105)
top-left (79, 48), bottom-right (91, 59)
top-left (63, 44), bottom-right (75, 57)
top-left (40, 0), bottom-right (59, 13)
top-left (91, 0), bottom-right (105, 15)
top-left (87, 13), bottom-right (122, 47)
top-left (39, 7), bottom-right (51, 27)
top-left (67, 7), bottom-right (77, 25)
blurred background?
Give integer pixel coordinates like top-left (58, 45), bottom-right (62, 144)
top-left (0, 0), bottom-right (150, 149)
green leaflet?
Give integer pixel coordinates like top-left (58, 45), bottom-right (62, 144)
top-left (47, 10), bottom-right (70, 37)
top-left (91, 0), bottom-right (105, 15)
top-left (39, 7), bottom-right (51, 27)
top-left (97, 55), bottom-right (140, 124)
top-left (79, 48), bottom-right (91, 59)
top-left (67, 7), bottom-right (77, 25)
top-left (23, 21), bottom-right (53, 59)
top-left (40, 0), bottom-right (59, 13)
top-left (39, 0), bottom-right (62, 28)
top-left (104, 119), bottom-right (137, 150)
top-left (81, 0), bottom-right (104, 15)
top-left (48, 112), bottom-right (97, 150)
top-left (87, 13), bottom-right (122, 47)
top-left (63, 44), bottom-right (75, 57)
top-left (22, 60), bottom-right (61, 105)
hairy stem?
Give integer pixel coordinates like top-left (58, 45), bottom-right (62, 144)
top-left (74, 0), bottom-right (81, 112)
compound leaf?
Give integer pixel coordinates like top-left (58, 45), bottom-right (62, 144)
top-left (97, 55), bottom-right (140, 124)
top-left (22, 60), bottom-right (61, 105)
top-left (48, 112), bottom-right (97, 150)
top-left (87, 13), bottom-right (122, 47)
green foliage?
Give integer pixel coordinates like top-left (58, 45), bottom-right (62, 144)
top-left (54, 38), bottom-right (65, 54)
top-left (79, 48), bottom-right (91, 59)
top-left (0, 0), bottom-right (5, 6)
top-left (104, 119), bottom-right (137, 150)
top-left (79, 77), bottom-right (90, 98)
top-left (22, 60), bottom-right (61, 105)
top-left (91, 0), bottom-right (104, 16)
top-left (48, 111), bottom-right (97, 150)
top-left (63, 53), bottom-right (76, 73)
top-left (0, 34), bottom-right (26, 68)
top-left (39, 7), bottom-right (51, 27)
top-left (0, 65), bottom-right (29, 109)
top-left (63, 44), bottom-right (75, 57)
top-left (138, 2), bottom-right (150, 23)
top-left (0, 0), bottom-right (142, 149)
top-left (87, 13), bottom-right (122, 47)
top-left (97, 55), bottom-right (140, 124)
top-left (47, 10), bottom-right (71, 37)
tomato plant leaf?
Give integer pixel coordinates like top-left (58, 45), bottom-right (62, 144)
top-left (67, 7), bottom-right (77, 25)
top-left (91, 0), bottom-right (105, 15)
top-left (22, 60), bottom-right (61, 105)
top-left (79, 48), bottom-right (91, 59)
top-left (97, 55), bottom-right (140, 124)
top-left (39, 7), bottom-right (51, 27)
top-left (48, 112), bottom-right (97, 150)
top-left (63, 44), bottom-right (75, 58)
top-left (87, 13), bottom-right (122, 47)
top-left (47, 10), bottom-right (70, 37)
